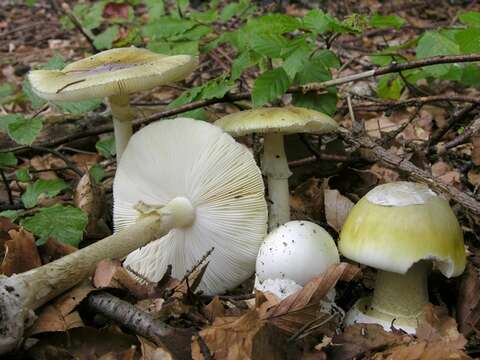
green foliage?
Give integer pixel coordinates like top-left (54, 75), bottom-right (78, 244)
top-left (21, 205), bottom-right (88, 246)
top-left (416, 31), bottom-right (460, 77)
top-left (0, 210), bottom-right (19, 220)
top-left (89, 164), bottom-right (106, 184)
top-left (21, 179), bottom-right (69, 209)
top-left (94, 25), bottom-right (120, 49)
top-left (7, 116), bottom-right (43, 145)
top-left (252, 68), bottom-right (291, 107)
top-left (377, 74), bottom-right (404, 100)
top-left (0, 152), bottom-right (17, 168)
top-left (369, 14), bottom-right (405, 29)
top-left (16, 168), bottom-right (31, 182)
top-left (96, 136), bottom-right (116, 157)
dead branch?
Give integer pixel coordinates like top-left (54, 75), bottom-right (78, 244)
top-left (340, 130), bottom-right (480, 216)
top-left (437, 118), bottom-right (480, 153)
top-left (87, 292), bottom-right (193, 360)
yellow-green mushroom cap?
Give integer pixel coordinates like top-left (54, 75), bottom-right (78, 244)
top-left (27, 47), bottom-right (198, 102)
top-left (339, 181), bottom-right (466, 278)
top-left (214, 106), bottom-right (338, 136)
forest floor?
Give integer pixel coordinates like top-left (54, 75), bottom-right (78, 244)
top-left (2, 0), bottom-right (480, 359)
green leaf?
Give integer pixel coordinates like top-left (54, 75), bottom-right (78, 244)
top-left (172, 25), bottom-right (212, 41)
top-left (16, 168), bottom-right (31, 182)
top-left (282, 45), bottom-right (310, 80)
top-left (23, 78), bottom-right (46, 109)
top-left (21, 205), bottom-right (88, 246)
top-left (220, 0), bottom-right (251, 21)
top-left (55, 99), bottom-right (102, 114)
top-left (96, 136), bottom-right (116, 157)
top-left (21, 179), bottom-right (69, 209)
top-left (303, 9), bottom-right (358, 34)
top-left (44, 53), bottom-right (65, 70)
top-left (0, 210), bottom-right (19, 220)
top-left (93, 26), bottom-right (120, 50)
top-left (201, 79), bottom-right (234, 100)
top-left (250, 33), bottom-right (288, 58)
top-left (144, 0), bottom-right (165, 19)
top-left (7, 117), bottom-right (43, 145)
top-left (231, 51), bottom-right (259, 80)
top-left (252, 68), bottom-right (291, 107)
top-left (0, 83), bottom-right (14, 101)
top-left (459, 12), bottom-right (480, 27)
top-left (377, 74), bottom-right (404, 100)
top-left (461, 64), bottom-right (480, 86)
top-left (180, 108), bottom-right (209, 120)
top-left (0, 114), bottom-right (20, 132)
top-left (455, 28), bottom-right (480, 54)
top-left (246, 14), bottom-right (300, 34)
top-left (168, 86), bottom-right (204, 108)
top-left (311, 49), bottom-right (341, 69)
top-left (142, 17), bottom-right (196, 39)
top-left (72, 2), bottom-right (105, 31)
top-left (369, 14), bottom-right (405, 29)
top-left (169, 40), bottom-right (199, 55)
top-left (292, 91), bottom-right (337, 116)
top-left (89, 164), bottom-right (105, 184)
top-left (191, 9), bottom-right (218, 23)
top-left (416, 31), bottom-right (460, 77)
top-left (0, 152), bottom-right (17, 169)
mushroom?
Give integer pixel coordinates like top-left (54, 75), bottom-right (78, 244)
top-left (255, 220), bottom-right (339, 300)
top-left (28, 47), bottom-right (197, 159)
top-left (115, 117), bottom-right (268, 295)
top-left (338, 181), bottom-right (466, 333)
top-left (214, 106), bottom-right (338, 230)
top-left (0, 117), bottom-right (266, 353)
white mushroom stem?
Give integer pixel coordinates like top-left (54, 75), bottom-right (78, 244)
top-left (262, 133), bottom-right (292, 230)
top-left (0, 196), bottom-right (195, 354)
top-left (371, 262), bottom-right (429, 320)
top-left (108, 94), bottom-right (135, 160)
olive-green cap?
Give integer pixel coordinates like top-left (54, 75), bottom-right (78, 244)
top-left (28, 47), bottom-right (197, 102)
top-left (214, 106), bottom-right (338, 136)
top-left (339, 181), bottom-right (466, 278)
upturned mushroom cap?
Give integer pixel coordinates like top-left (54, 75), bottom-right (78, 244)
top-left (114, 117), bottom-right (267, 295)
top-left (256, 220), bottom-right (339, 286)
top-left (339, 181), bottom-right (466, 277)
top-left (28, 47), bottom-right (197, 102)
top-left (214, 106), bottom-right (338, 136)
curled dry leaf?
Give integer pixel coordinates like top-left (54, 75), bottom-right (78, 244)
top-left (74, 171), bottom-right (110, 239)
top-left (38, 237), bottom-right (77, 264)
top-left (138, 336), bottom-right (173, 360)
top-left (1, 228), bottom-right (41, 276)
top-left (290, 178), bottom-right (326, 221)
top-left (324, 189), bottom-right (354, 233)
top-left (204, 296), bottom-right (226, 323)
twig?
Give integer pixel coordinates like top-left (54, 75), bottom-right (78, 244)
top-left (87, 292), bottom-right (193, 360)
top-left (58, 2), bottom-right (97, 53)
top-left (340, 130), bottom-right (480, 216)
top-left (347, 94), bottom-right (364, 135)
top-left (429, 103), bottom-right (477, 147)
top-left (437, 117), bottom-right (480, 153)
top-left (196, 333), bottom-right (214, 360)
top-left (0, 169), bottom-right (13, 205)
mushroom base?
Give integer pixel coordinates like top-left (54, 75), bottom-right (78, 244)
top-left (344, 296), bottom-right (422, 334)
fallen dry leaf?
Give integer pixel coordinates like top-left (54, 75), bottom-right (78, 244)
top-left (290, 178), bottom-right (326, 221)
top-left (1, 228), bottom-right (42, 275)
top-left (457, 263), bottom-right (480, 336)
top-left (204, 296), bottom-right (227, 323)
top-left (38, 237), bottom-right (76, 264)
top-left (472, 135), bottom-right (480, 166)
top-left (324, 189), bottom-right (354, 232)
top-left (31, 281), bottom-right (96, 334)
top-left (138, 336), bottom-right (173, 360)
top-left (74, 171), bottom-right (110, 239)
top-left (329, 324), bottom-right (410, 360)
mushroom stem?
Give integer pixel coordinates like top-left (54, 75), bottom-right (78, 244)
top-left (371, 261), bottom-right (429, 322)
top-left (0, 200), bottom-right (189, 354)
top-left (108, 94), bottom-right (135, 160)
top-left (262, 133), bottom-right (292, 230)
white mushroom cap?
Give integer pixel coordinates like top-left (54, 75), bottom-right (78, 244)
top-left (28, 47), bottom-right (197, 102)
top-left (114, 117), bottom-right (267, 295)
top-left (255, 220), bottom-right (340, 286)
top-left (254, 277), bottom-right (302, 300)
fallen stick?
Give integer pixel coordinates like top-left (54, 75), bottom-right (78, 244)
top-left (87, 292), bottom-right (193, 360)
top-left (0, 214), bottom-right (168, 354)
top-left (341, 130), bottom-right (480, 216)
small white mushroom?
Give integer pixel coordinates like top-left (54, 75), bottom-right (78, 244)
top-left (255, 220), bottom-right (340, 300)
